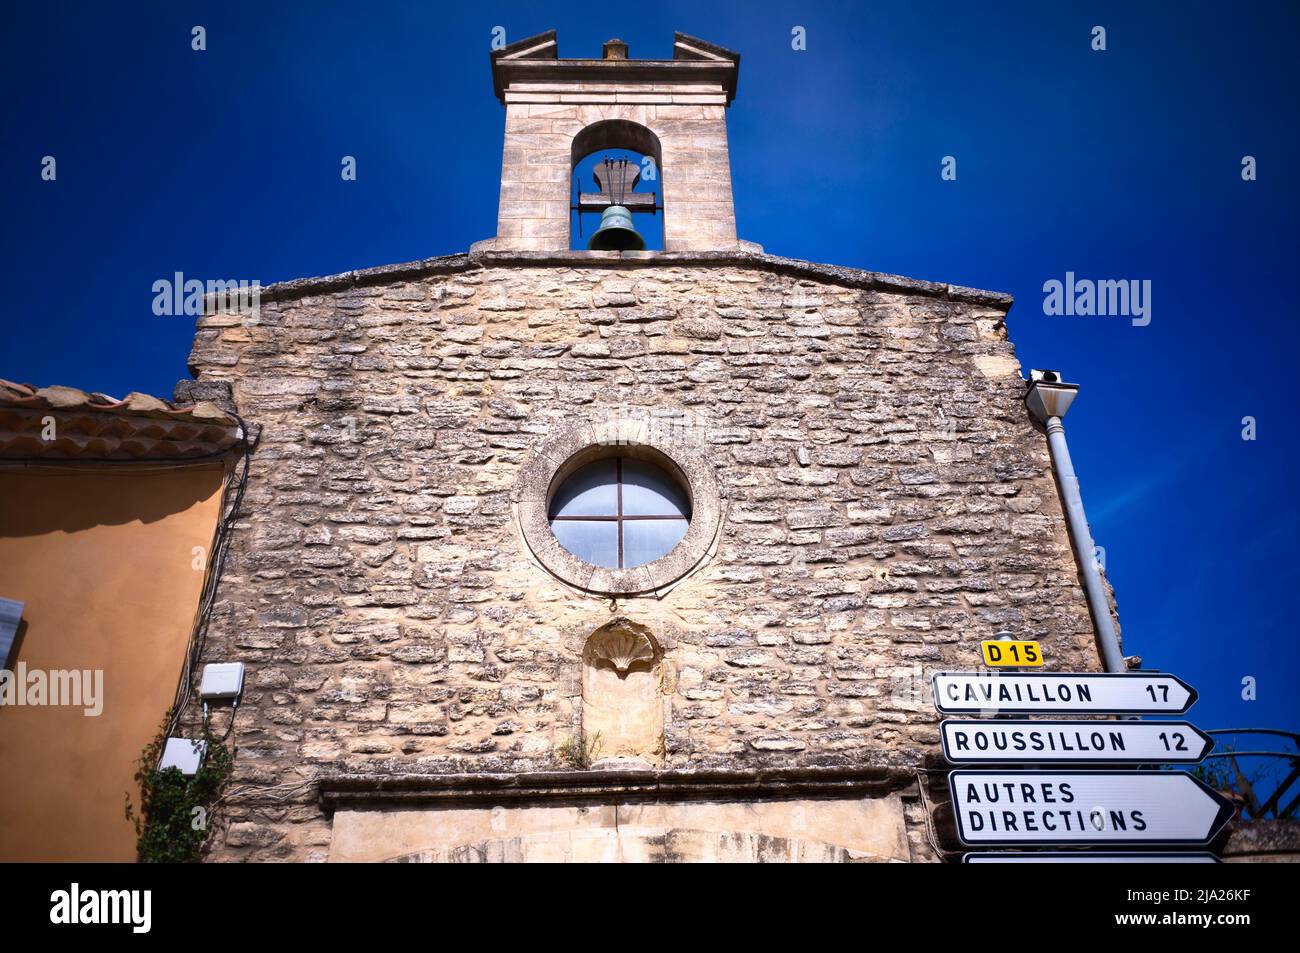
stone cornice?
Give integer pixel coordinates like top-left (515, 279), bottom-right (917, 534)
top-left (494, 59), bottom-right (738, 104)
top-left (490, 30), bottom-right (740, 105)
top-left (317, 763), bottom-right (920, 813)
top-left (229, 248), bottom-right (1014, 312)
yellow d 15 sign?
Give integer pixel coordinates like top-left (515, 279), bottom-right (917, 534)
top-left (981, 640), bottom-right (1044, 667)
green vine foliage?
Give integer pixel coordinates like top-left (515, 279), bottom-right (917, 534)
top-left (125, 711), bottom-right (234, 863)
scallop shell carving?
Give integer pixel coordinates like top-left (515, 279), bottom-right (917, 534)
top-left (589, 628), bottom-right (656, 676)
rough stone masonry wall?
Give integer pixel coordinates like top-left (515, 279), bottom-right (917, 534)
top-left (185, 252), bottom-right (1109, 860)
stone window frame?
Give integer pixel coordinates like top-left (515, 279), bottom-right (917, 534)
top-left (514, 416), bottom-right (724, 598)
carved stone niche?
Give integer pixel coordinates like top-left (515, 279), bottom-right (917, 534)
top-left (581, 620), bottom-right (663, 765)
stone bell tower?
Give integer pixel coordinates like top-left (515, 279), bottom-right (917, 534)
top-left (487, 31), bottom-right (747, 252)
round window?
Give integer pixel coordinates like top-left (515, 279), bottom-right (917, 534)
top-left (548, 457), bottom-right (691, 569)
top-left (514, 419), bottom-right (724, 597)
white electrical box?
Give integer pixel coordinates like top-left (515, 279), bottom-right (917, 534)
top-left (159, 738), bottom-right (207, 776)
top-left (199, 662), bottom-right (245, 701)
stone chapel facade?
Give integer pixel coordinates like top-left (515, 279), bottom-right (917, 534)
top-left (183, 32), bottom-right (1115, 862)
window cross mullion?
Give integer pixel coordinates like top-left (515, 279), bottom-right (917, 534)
top-left (616, 457), bottom-right (624, 568)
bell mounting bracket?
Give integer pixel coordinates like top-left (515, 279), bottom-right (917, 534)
top-left (571, 156), bottom-right (662, 238)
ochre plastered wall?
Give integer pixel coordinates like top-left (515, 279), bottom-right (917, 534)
top-left (0, 465), bottom-right (225, 861)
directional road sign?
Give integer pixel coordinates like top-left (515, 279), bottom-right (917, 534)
top-left (948, 770), bottom-right (1235, 846)
top-left (932, 671), bottom-right (1198, 715)
top-left (940, 719), bottom-right (1214, 764)
top-left (963, 852), bottom-right (1221, 863)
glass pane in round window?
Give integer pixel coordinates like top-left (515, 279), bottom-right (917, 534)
top-left (549, 457), bottom-right (691, 569)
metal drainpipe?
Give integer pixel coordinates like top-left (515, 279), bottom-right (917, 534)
top-left (1024, 371), bottom-right (1127, 674)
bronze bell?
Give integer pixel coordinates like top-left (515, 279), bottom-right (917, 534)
top-left (586, 156), bottom-right (647, 251)
top-left (587, 205), bottom-right (645, 251)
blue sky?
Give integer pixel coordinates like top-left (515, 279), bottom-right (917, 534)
top-left (5, 2), bottom-right (1298, 757)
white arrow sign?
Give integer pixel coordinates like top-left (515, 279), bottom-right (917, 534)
top-left (941, 720), bottom-right (1214, 764)
top-left (948, 770), bottom-right (1235, 846)
top-left (932, 672), bottom-right (1197, 715)
top-left (964, 852), bottom-right (1221, 863)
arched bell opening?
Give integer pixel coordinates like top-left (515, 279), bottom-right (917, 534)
top-left (570, 120), bottom-right (665, 251)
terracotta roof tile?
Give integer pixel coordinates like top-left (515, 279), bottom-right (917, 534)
top-left (0, 379), bottom-right (244, 461)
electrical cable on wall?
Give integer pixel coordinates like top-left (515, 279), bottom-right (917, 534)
top-left (166, 411), bottom-right (253, 741)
